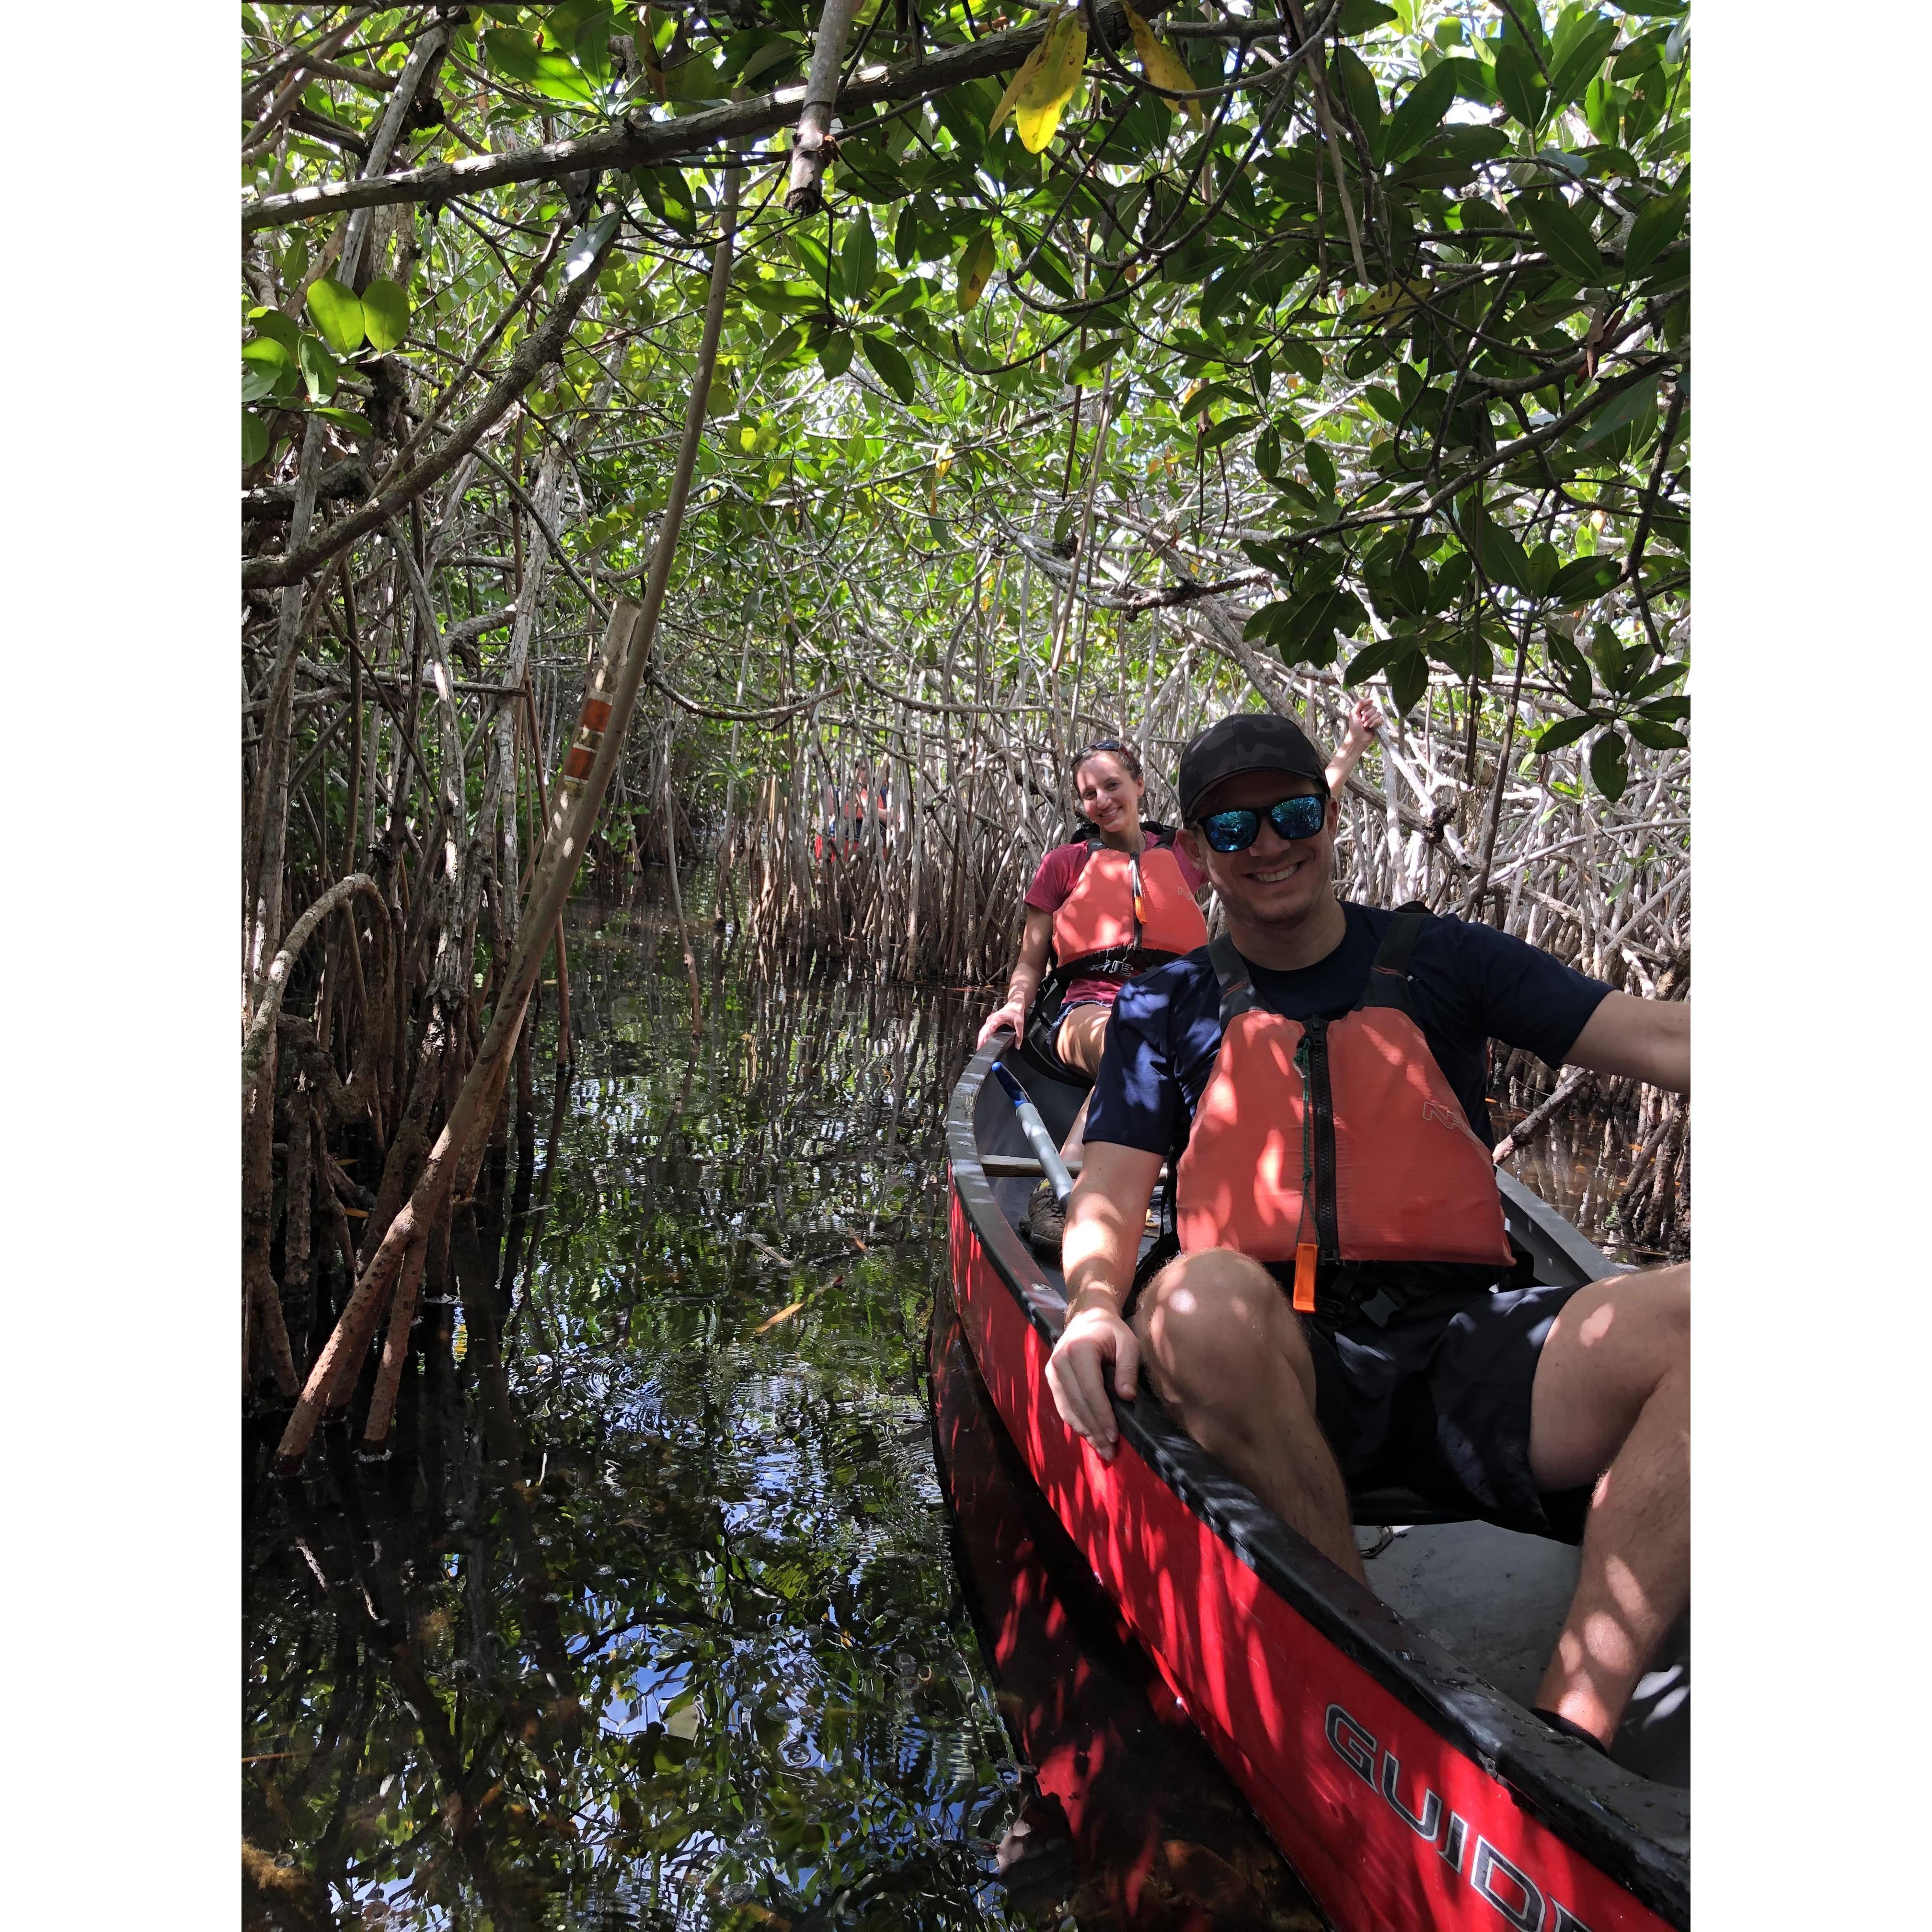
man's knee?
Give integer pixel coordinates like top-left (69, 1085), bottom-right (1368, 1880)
top-left (1135, 1248), bottom-right (1313, 1413)
top-left (1609, 1262), bottom-right (1688, 1378)
top-left (1546, 1262), bottom-right (1687, 1426)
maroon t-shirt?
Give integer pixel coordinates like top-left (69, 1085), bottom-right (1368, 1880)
top-left (1024, 834), bottom-right (1207, 1008)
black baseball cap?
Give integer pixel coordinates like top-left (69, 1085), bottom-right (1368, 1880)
top-left (1176, 711), bottom-right (1329, 822)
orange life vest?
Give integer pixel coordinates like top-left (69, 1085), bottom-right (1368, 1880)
top-left (1174, 907), bottom-right (1513, 1311)
top-left (1050, 838), bottom-right (1208, 975)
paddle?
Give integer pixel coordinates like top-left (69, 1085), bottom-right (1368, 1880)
top-left (990, 1061), bottom-right (1076, 1207)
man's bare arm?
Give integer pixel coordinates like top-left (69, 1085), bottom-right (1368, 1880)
top-left (1566, 990), bottom-right (1690, 1095)
top-left (1047, 1140), bottom-right (1164, 1459)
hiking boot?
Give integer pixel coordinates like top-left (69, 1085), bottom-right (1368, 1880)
top-left (1023, 1180), bottom-right (1066, 1253)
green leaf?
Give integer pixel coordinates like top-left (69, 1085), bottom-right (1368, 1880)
top-left (573, 10), bottom-right (614, 86)
top-left (1476, 519), bottom-right (1531, 591)
top-left (241, 335), bottom-right (293, 372)
top-left (1255, 426), bottom-right (1282, 478)
top-left (305, 276), bottom-right (365, 354)
top-left (297, 331), bottom-right (340, 402)
top-left (1068, 337), bottom-right (1125, 387)
top-left (1639, 693), bottom-right (1690, 723)
top-left (860, 334), bottom-right (918, 404)
top-left (1342, 635), bottom-right (1399, 686)
top-left (1277, 336), bottom-right (1324, 384)
top-left (1547, 554), bottom-right (1622, 603)
top-left (310, 405), bottom-right (373, 437)
top-left (1330, 47), bottom-right (1382, 139)
top-left (1385, 649), bottom-right (1429, 716)
top-left (1589, 727), bottom-right (1629, 801)
top-left (1547, 16), bottom-right (1619, 104)
top-left (1527, 195), bottom-right (1605, 284)
top-left (483, 25), bottom-right (542, 82)
top-left (1628, 663), bottom-right (1686, 702)
top-left (1577, 372), bottom-right (1662, 447)
top-left (1623, 188), bottom-right (1688, 279)
top-left (526, 47), bottom-right (598, 104)
top-left (242, 408), bottom-right (269, 466)
top-left (1535, 713), bottom-right (1595, 753)
top-left (1287, 586), bottom-right (1368, 667)
top-left (1199, 413), bottom-right (1257, 452)
top-left (359, 278), bottom-right (411, 352)
top-left (1303, 441), bottom-right (1335, 495)
top-left (1625, 716), bottom-right (1688, 750)
top-left (1334, 0), bottom-right (1399, 30)
top-left (818, 333), bottom-right (855, 379)
top-left (841, 216), bottom-right (878, 305)
top-left (1434, 54), bottom-right (1496, 105)
top-left (246, 307), bottom-right (299, 352)
top-left (1493, 41), bottom-right (1548, 128)
top-left (1385, 552), bottom-right (1430, 617)
top-left (1386, 62), bottom-right (1457, 162)
top-left (1243, 598), bottom-right (1296, 641)
top-left (1547, 635), bottom-right (1596, 708)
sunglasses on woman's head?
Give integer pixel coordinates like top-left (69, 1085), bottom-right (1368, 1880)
top-left (1196, 792), bottom-right (1329, 853)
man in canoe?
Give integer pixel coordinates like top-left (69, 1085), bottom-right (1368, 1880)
top-left (1046, 711), bottom-right (1688, 1755)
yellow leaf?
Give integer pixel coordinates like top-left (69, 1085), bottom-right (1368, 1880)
top-left (1123, 1), bottom-right (1204, 126)
top-left (756, 1300), bottom-right (806, 1333)
top-left (956, 228), bottom-right (997, 312)
top-left (1358, 281), bottom-right (1414, 325)
top-left (989, 9), bottom-right (1087, 154)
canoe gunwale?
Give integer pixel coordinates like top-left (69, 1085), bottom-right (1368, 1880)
top-left (945, 1036), bottom-right (1689, 1931)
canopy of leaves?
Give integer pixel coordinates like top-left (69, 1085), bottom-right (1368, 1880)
top-left (243, 0), bottom-right (1689, 806)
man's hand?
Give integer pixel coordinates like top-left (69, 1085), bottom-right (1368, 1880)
top-left (1046, 1290), bottom-right (1141, 1460)
top-left (975, 999), bottom-right (1026, 1050)
top-left (1051, 1141), bottom-right (1163, 1458)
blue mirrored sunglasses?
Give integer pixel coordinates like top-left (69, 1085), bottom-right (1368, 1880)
top-left (1196, 792), bottom-right (1328, 853)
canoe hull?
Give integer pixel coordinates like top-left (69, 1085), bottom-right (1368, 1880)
top-left (948, 1184), bottom-right (1680, 1932)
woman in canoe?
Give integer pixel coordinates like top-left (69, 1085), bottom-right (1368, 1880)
top-left (975, 704), bottom-right (1386, 1246)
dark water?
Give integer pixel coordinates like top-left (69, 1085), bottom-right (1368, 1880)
top-left (244, 897), bottom-right (1314, 1929)
top-left (243, 891), bottom-right (1645, 1930)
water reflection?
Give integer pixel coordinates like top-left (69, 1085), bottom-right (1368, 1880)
top-left (245, 892), bottom-right (1651, 1930)
top-left (246, 903), bottom-right (1023, 1930)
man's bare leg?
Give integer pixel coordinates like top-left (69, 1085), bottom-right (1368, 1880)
top-left (1133, 1248), bottom-right (1365, 1582)
top-left (1530, 1265), bottom-right (1690, 1746)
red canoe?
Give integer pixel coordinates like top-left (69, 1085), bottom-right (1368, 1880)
top-left (946, 1037), bottom-right (1689, 1932)
top-left (929, 1288), bottom-right (1324, 1928)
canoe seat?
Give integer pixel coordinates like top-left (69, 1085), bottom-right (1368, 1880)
top-left (1349, 1485), bottom-right (1478, 1528)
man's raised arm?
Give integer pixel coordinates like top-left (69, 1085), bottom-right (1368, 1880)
top-left (1566, 990), bottom-right (1690, 1095)
top-left (1046, 1140), bottom-right (1165, 1461)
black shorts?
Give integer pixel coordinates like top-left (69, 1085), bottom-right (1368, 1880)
top-left (1296, 1280), bottom-right (1595, 1543)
